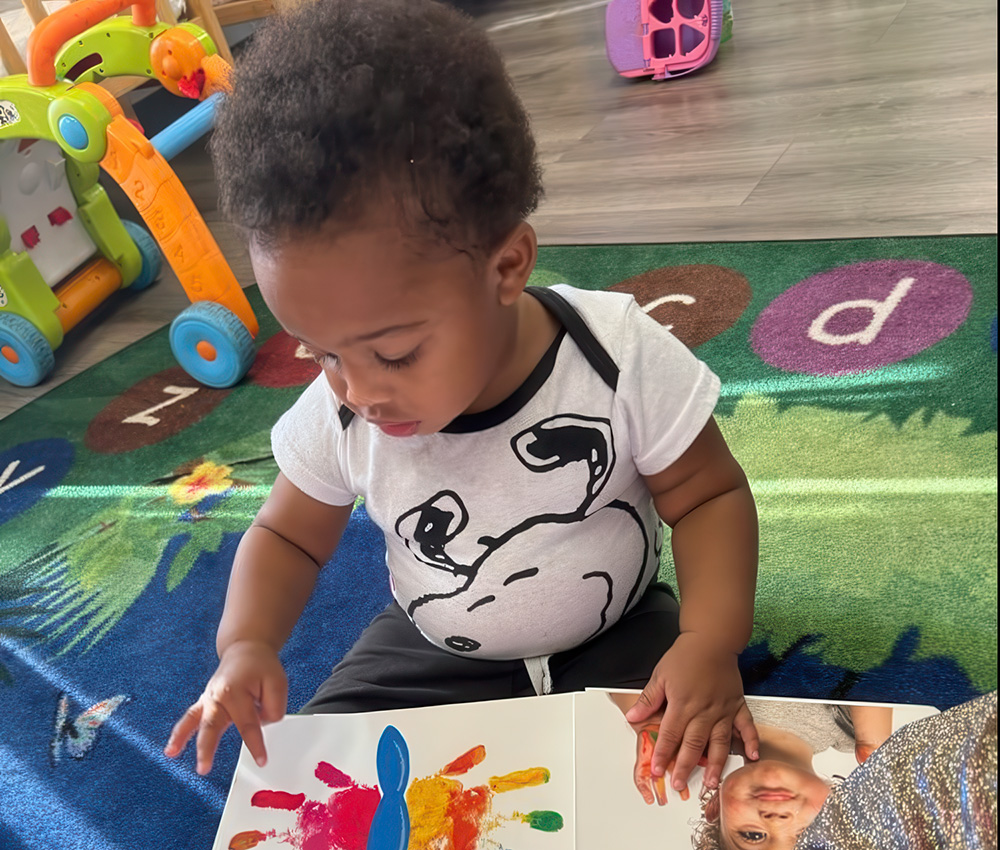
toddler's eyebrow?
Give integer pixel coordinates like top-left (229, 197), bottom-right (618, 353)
top-left (349, 321), bottom-right (428, 344)
top-left (294, 321), bottom-right (427, 351)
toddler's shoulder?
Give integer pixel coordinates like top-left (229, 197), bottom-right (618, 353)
top-left (547, 285), bottom-right (642, 352)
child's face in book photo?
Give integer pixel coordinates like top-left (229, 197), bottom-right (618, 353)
top-left (251, 210), bottom-right (527, 437)
top-left (710, 760), bottom-right (831, 850)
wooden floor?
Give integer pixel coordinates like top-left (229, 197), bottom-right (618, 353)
top-left (1, 0), bottom-right (996, 418)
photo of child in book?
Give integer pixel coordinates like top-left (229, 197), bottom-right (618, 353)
top-left (689, 698), bottom-right (892, 850)
top-left (163, 0), bottom-right (760, 800)
top-left (611, 692), bottom-right (891, 814)
top-left (612, 689), bottom-right (998, 850)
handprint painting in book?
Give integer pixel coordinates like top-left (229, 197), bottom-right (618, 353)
top-left (216, 693), bottom-right (576, 850)
top-left (214, 690), bottom-right (938, 849)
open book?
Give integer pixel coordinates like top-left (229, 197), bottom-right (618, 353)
top-left (214, 690), bottom-right (937, 849)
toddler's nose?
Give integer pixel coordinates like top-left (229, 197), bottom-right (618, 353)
top-left (761, 808), bottom-right (794, 820)
top-left (343, 372), bottom-right (390, 408)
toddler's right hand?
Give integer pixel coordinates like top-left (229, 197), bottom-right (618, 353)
top-left (164, 640), bottom-right (287, 775)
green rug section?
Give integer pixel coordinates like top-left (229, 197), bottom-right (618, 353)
top-left (1, 235), bottom-right (996, 691)
top-left (533, 236), bottom-right (997, 691)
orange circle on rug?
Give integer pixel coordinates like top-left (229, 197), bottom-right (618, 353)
top-left (608, 264), bottom-right (751, 348)
top-left (85, 366), bottom-right (231, 454)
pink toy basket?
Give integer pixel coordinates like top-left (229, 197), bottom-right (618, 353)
top-left (605, 0), bottom-right (724, 80)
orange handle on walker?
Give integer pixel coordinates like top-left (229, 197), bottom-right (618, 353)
top-left (91, 93), bottom-right (257, 337)
top-left (27, 0), bottom-right (157, 86)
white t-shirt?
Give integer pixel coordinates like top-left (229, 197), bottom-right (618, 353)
top-left (272, 285), bottom-right (720, 660)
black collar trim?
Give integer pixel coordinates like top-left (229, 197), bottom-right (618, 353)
top-left (336, 286), bottom-right (619, 433)
top-left (441, 327), bottom-right (567, 433)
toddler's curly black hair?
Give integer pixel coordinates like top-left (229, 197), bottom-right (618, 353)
top-left (210, 0), bottom-right (543, 254)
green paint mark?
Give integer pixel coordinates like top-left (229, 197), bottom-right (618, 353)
top-left (525, 810), bottom-right (564, 832)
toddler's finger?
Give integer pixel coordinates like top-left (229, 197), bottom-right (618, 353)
top-left (653, 704), bottom-right (692, 776)
top-left (195, 702), bottom-right (232, 775)
top-left (258, 674), bottom-right (288, 725)
top-left (164, 703), bottom-right (202, 758)
top-left (227, 697), bottom-right (270, 769)
top-left (733, 703), bottom-right (759, 761)
top-left (624, 684), bottom-right (666, 725)
top-left (649, 709), bottom-right (685, 777)
top-left (703, 719), bottom-right (732, 789)
top-left (663, 720), bottom-right (710, 790)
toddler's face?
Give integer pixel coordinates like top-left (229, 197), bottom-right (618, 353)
top-left (716, 760), bottom-right (830, 850)
top-left (251, 220), bottom-right (516, 436)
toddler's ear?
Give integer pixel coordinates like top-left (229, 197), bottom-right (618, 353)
top-left (493, 222), bottom-right (538, 305)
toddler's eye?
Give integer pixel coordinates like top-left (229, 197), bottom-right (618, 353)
top-left (375, 348), bottom-right (420, 371)
top-left (738, 831), bottom-right (766, 844)
top-left (310, 351), bottom-right (340, 370)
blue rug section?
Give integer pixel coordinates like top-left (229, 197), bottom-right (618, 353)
top-left (0, 506), bottom-right (391, 850)
top-left (740, 631), bottom-right (982, 711)
top-left (1, 500), bottom-right (978, 848)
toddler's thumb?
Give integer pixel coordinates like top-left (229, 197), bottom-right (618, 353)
top-left (625, 688), bottom-right (661, 724)
top-left (259, 678), bottom-right (288, 725)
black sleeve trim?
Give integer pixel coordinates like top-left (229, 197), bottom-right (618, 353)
top-left (527, 287), bottom-right (619, 391)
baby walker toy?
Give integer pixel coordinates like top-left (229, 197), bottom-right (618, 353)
top-left (0, 0), bottom-right (257, 389)
top-left (605, 0), bottom-right (729, 80)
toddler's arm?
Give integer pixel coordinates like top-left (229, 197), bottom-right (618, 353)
top-left (626, 416), bottom-right (758, 792)
top-left (164, 472), bottom-right (353, 774)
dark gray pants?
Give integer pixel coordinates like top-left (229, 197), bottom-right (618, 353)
top-left (300, 581), bottom-right (680, 714)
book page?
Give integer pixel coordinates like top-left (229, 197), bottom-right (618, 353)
top-left (574, 689), bottom-right (938, 849)
top-left (213, 693), bottom-right (577, 850)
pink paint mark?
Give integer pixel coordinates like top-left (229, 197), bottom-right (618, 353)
top-left (291, 784), bottom-right (380, 850)
top-left (251, 790), bottom-right (306, 810)
top-left (315, 761), bottom-right (353, 788)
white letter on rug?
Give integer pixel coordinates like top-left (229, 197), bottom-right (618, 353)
top-left (122, 385), bottom-right (200, 427)
top-left (808, 277), bottom-right (915, 346)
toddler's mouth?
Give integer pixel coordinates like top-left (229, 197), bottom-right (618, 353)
top-left (374, 420), bottom-right (421, 437)
top-left (752, 788), bottom-right (797, 801)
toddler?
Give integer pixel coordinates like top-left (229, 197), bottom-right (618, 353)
top-left (690, 699), bottom-right (894, 849)
top-left (164, 0), bottom-right (759, 795)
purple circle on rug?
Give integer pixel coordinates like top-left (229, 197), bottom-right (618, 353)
top-left (0, 438), bottom-right (74, 527)
top-left (751, 260), bottom-right (973, 375)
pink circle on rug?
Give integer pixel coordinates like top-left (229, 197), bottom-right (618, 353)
top-left (751, 260), bottom-right (973, 375)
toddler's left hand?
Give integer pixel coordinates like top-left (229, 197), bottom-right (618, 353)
top-left (625, 632), bottom-right (759, 792)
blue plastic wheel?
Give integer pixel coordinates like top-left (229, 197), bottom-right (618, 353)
top-left (0, 312), bottom-right (55, 387)
top-left (121, 220), bottom-right (162, 291)
top-left (169, 301), bottom-right (255, 388)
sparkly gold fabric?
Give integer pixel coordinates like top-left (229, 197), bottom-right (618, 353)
top-left (796, 692), bottom-right (997, 850)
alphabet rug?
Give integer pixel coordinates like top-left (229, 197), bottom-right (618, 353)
top-left (0, 235), bottom-right (995, 849)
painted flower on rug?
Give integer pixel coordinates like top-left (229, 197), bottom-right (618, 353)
top-left (229, 740), bottom-right (563, 850)
top-left (13, 432), bottom-right (280, 660)
top-left (168, 460), bottom-right (235, 505)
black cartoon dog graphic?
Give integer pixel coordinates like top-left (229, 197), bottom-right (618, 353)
top-left (394, 414), bottom-right (657, 655)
